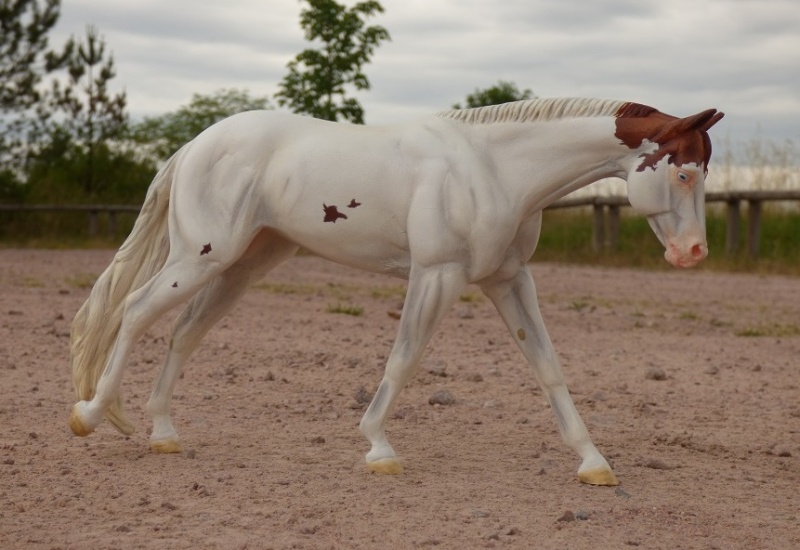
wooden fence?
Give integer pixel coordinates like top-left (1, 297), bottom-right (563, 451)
top-left (534, 189), bottom-right (800, 258)
top-left (2, 189), bottom-right (799, 258)
top-left (0, 204), bottom-right (139, 240)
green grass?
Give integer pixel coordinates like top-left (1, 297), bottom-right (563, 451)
top-left (326, 303), bottom-right (364, 316)
top-left (65, 273), bottom-right (97, 289)
top-left (735, 323), bottom-right (800, 337)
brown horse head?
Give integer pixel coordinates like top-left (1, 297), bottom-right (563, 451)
top-left (614, 103), bottom-right (725, 267)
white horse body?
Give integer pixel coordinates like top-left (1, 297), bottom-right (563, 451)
top-left (175, 110), bottom-right (623, 280)
top-left (69, 98), bottom-right (723, 486)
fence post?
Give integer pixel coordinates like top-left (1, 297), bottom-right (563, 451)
top-left (108, 210), bottom-right (117, 239)
top-left (607, 204), bottom-right (620, 250)
top-left (88, 210), bottom-right (99, 238)
top-left (746, 200), bottom-right (762, 259)
top-left (725, 199), bottom-right (740, 254)
top-left (592, 204), bottom-right (605, 253)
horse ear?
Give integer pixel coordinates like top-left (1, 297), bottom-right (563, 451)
top-left (675, 109), bottom-right (719, 133)
top-left (697, 110), bottom-right (725, 132)
top-left (655, 109), bottom-right (724, 142)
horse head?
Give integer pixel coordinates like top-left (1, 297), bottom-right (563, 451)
top-left (615, 104), bottom-right (725, 268)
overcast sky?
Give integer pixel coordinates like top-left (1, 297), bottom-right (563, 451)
top-left (50, 0), bottom-right (800, 147)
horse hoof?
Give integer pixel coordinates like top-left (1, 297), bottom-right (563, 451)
top-left (69, 405), bottom-right (93, 437)
top-left (150, 439), bottom-right (183, 454)
top-left (366, 457), bottom-right (403, 475)
top-left (578, 466), bottom-right (619, 486)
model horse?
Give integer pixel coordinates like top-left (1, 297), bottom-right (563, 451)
top-left (69, 98), bottom-right (723, 485)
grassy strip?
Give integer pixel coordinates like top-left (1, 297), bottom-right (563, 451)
top-left (536, 208), bottom-right (800, 275)
top-left (2, 208), bottom-right (799, 275)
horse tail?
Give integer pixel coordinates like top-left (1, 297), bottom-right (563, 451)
top-left (70, 152), bottom-right (179, 435)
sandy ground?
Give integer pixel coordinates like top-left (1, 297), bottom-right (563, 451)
top-left (0, 249), bottom-right (798, 550)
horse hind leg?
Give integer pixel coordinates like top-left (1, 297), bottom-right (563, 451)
top-left (147, 232), bottom-right (298, 453)
top-left (70, 253), bottom-right (234, 438)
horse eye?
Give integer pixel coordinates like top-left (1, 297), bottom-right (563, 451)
top-left (677, 172), bottom-right (689, 182)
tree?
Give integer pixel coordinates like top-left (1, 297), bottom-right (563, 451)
top-left (132, 88), bottom-right (272, 160)
top-left (38, 25), bottom-right (127, 197)
top-left (0, 0), bottom-right (72, 183)
top-left (275, 0), bottom-right (390, 124)
top-left (453, 80), bottom-right (535, 109)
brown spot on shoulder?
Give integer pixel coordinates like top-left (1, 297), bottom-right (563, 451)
top-left (200, 243), bottom-right (212, 255)
top-left (348, 199), bottom-right (361, 208)
top-left (323, 204), bottom-right (348, 223)
top-left (172, 282), bottom-right (178, 288)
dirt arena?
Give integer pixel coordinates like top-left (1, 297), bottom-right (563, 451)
top-left (1, 249), bottom-right (798, 549)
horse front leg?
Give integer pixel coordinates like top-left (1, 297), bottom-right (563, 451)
top-left (480, 266), bottom-right (619, 486)
top-left (359, 264), bottom-right (467, 474)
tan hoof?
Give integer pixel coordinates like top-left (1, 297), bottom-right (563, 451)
top-left (366, 457), bottom-right (403, 475)
top-left (578, 466), bottom-right (619, 486)
top-left (69, 405), bottom-right (93, 437)
top-left (150, 439), bottom-right (183, 454)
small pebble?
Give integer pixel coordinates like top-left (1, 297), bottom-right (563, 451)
top-left (615, 487), bottom-right (632, 499)
top-left (429, 389), bottom-right (455, 406)
top-left (642, 458), bottom-right (673, 470)
top-left (645, 367), bottom-right (667, 381)
top-left (457, 306), bottom-right (474, 319)
top-left (354, 386), bottom-right (372, 404)
top-left (557, 510), bottom-right (575, 522)
top-left (426, 364), bottom-right (447, 377)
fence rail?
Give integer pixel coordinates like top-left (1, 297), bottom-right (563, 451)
top-left (3, 189), bottom-right (799, 258)
top-left (0, 204), bottom-right (139, 240)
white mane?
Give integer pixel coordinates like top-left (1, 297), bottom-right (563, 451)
top-left (437, 97), bottom-right (626, 125)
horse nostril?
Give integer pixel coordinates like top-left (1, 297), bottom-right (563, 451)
top-left (691, 244), bottom-right (704, 258)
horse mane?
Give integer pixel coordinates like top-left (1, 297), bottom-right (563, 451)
top-left (437, 97), bottom-right (627, 125)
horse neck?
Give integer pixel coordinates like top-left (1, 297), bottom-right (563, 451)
top-left (465, 116), bottom-right (630, 213)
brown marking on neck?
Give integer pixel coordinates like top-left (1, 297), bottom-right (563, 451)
top-left (614, 102), bottom-right (714, 173)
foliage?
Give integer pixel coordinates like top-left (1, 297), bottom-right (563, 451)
top-left (275, 0), bottom-right (390, 123)
top-left (33, 25), bottom-right (128, 198)
top-left (132, 88), bottom-right (272, 161)
top-left (0, 0), bottom-right (72, 177)
top-left (453, 80), bottom-right (535, 109)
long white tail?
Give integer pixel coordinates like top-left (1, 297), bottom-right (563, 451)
top-left (70, 153), bottom-right (179, 434)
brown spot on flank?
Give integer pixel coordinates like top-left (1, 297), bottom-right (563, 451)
top-left (172, 282), bottom-right (178, 288)
top-left (200, 243), bottom-right (212, 255)
top-left (517, 328), bottom-right (526, 341)
top-left (614, 102), bottom-right (724, 172)
top-left (323, 204), bottom-right (348, 223)
top-left (348, 199), bottom-right (361, 208)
